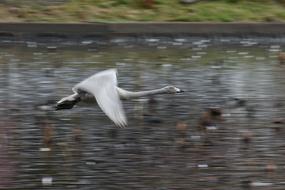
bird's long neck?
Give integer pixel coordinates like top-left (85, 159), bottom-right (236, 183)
top-left (117, 87), bottom-right (167, 99)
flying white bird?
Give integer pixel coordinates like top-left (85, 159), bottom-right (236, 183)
top-left (56, 69), bottom-right (183, 127)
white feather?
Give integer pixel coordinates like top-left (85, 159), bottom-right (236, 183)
top-left (73, 69), bottom-right (127, 127)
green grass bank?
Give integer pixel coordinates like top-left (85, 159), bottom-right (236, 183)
top-left (1, 0), bottom-right (285, 23)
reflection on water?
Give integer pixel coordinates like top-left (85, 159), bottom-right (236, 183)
top-left (1, 38), bottom-right (285, 189)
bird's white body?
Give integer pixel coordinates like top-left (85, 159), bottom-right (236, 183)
top-left (56, 69), bottom-right (183, 127)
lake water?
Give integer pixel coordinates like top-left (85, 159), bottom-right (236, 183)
top-left (1, 37), bottom-right (285, 189)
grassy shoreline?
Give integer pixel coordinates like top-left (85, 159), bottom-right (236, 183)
top-left (1, 0), bottom-right (285, 23)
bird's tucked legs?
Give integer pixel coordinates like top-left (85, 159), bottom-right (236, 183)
top-left (55, 93), bottom-right (81, 110)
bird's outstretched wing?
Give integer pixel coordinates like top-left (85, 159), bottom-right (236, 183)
top-left (73, 69), bottom-right (127, 127)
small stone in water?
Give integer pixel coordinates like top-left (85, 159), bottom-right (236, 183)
top-left (270, 45), bottom-right (280, 49)
top-left (206, 126), bottom-right (217, 130)
top-left (176, 138), bottom-right (187, 148)
top-left (190, 135), bottom-right (201, 140)
top-left (266, 163), bottom-right (277, 172)
top-left (27, 42), bottom-right (37, 48)
top-left (146, 38), bottom-right (159, 43)
top-left (175, 38), bottom-right (186, 42)
top-left (176, 122), bottom-right (188, 132)
top-left (40, 147), bottom-right (51, 152)
top-left (162, 63), bottom-right (172, 67)
top-left (198, 164), bottom-right (208, 168)
top-left (222, 113), bottom-right (231, 117)
top-left (269, 48), bottom-right (280, 52)
top-left (81, 40), bottom-right (93, 45)
top-left (86, 161), bottom-right (96, 165)
top-left (42, 177), bottom-right (53, 186)
top-left (250, 182), bottom-right (272, 187)
top-left (47, 46), bottom-right (57, 50)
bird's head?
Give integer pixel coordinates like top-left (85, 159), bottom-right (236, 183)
top-left (163, 86), bottom-right (184, 94)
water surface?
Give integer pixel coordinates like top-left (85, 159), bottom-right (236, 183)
top-left (1, 37), bottom-right (285, 189)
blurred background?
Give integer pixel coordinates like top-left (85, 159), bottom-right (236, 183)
top-left (0, 0), bottom-right (285, 22)
top-left (2, 0), bottom-right (285, 190)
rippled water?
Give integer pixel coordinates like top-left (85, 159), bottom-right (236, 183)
top-left (1, 38), bottom-right (285, 189)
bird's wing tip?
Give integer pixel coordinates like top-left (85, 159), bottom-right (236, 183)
top-left (115, 119), bottom-right (127, 128)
